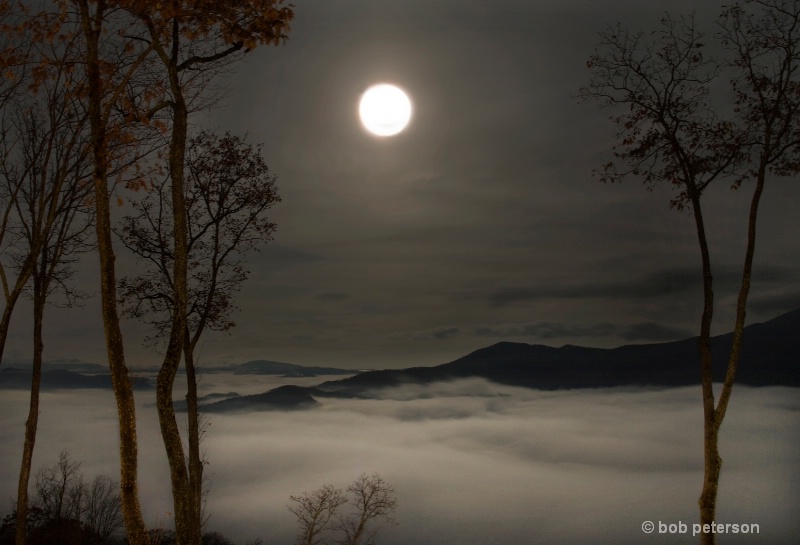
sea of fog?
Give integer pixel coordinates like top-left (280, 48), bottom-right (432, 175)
top-left (0, 373), bottom-right (798, 545)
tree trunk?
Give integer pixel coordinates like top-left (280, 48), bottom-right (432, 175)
top-left (185, 333), bottom-right (204, 538)
top-left (0, 253), bottom-right (38, 366)
top-left (699, 162), bottom-right (766, 545)
top-left (686, 190), bottom-right (718, 545)
top-left (14, 267), bottom-right (46, 545)
top-left (716, 165), bottom-right (765, 426)
top-left (155, 41), bottom-right (194, 543)
top-left (78, 2), bottom-right (148, 542)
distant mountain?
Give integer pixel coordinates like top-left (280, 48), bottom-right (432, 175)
top-left (201, 385), bottom-right (319, 412)
top-left (317, 308), bottom-right (800, 394)
top-left (205, 360), bottom-right (354, 377)
top-left (200, 308), bottom-right (800, 414)
top-left (0, 358), bottom-right (108, 374)
top-left (0, 356), bottom-right (351, 394)
top-left (199, 385), bottom-right (360, 413)
top-left (0, 368), bottom-right (152, 390)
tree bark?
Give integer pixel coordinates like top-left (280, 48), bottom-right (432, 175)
top-left (185, 332), bottom-right (203, 538)
top-left (687, 189), bottom-right (719, 545)
top-left (153, 24), bottom-right (193, 543)
top-left (0, 252), bottom-right (39, 366)
top-left (698, 160), bottom-right (766, 545)
top-left (78, 1), bottom-right (148, 542)
top-left (15, 264), bottom-right (45, 545)
top-left (716, 164), bottom-right (765, 425)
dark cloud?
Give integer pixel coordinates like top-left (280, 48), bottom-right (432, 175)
top-left (475, 321), bottom-right (616, 339)
top-left (489, 269), bottom-right (698, 307)
top-left (490, 265), bottom-right (798, 307)
top-left (393, 327), bottom-right (461, 341)
top-left (620, 321), bottom-right (694, 342)
top-left (747, 289), bottom-right (800, 316)
top-left (474, 319), bottom-right (692, 343)
top-left (430, 327), bottom-right (459, 340)
top-left (312, 292), bottom-right (351, 301)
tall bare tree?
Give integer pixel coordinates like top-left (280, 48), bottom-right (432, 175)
top-left (113, 4), bottom-right (292, 544)
top-left (117, 130), bottom-right (280, 544)
top-left (581, 4), bottom-right (800, 543)
top-left (0, 3), bottom-right (38, 365)
top-left (0, 30), bottom-right (96, 545)
top-left (66, 2), bottom-right (158, 541)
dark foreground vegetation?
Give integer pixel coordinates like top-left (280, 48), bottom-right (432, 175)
top-left (1, 451), bottom-right (396, 545)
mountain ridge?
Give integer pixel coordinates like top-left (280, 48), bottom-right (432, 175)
top-left (316, 307), bottom-right (800, 394)
top-left (201, 307), bottom-right (800, 412)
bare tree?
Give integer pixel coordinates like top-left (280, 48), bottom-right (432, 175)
top-left (290, 475), bottom-right (397, 545)
top-left (64, 3), bottom-right (158, 541)
top-left (2, 451), bottom-right (125, 545)
top-left (581, 4), bottom-right (800, 544)
top-left (1, 29), bottom-right (96, 545)
top-left (32, 450), bottom-right (85, 523)
top-left (114, 5), bottom-right (292, 543)
top-left (336, 474), bottom-right (397, 545)
top-left (0, 4), bottom-right (41, 367)
top-left (84, 475), bottom-right (124, 543)
top-left (118, 130), bottom-right (280, 543)
top-left (117, 130), bottom-right (280, 345)
top-left (288, 485), bottom-right (348, 545)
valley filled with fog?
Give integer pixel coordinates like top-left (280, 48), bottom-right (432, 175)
top-left (1, 373), bottom-right (798, 545)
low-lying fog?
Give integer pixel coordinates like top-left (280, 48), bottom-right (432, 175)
top-left (1, 374), bottom-right (798, 545)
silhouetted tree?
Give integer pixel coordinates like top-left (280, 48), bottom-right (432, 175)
top-left (289, 474), bottom-right (397, 545)
top-left (288, 485), bottom-right (347, 545)
top-left (581, 3), bottom-right (800, 543)
top-left (3, 451), bottom-right (123, 545)
top-left (118, 130), bottom-right (280, 544)
top-left (136, 529), bottom-right (235, 545)
top-left (0, 508), bottom-right (47, 545)
top-left (0, 3), bottom-right (35, 365)
top-left (0, 26), bottom-right (96, 545)
top-left (84, 475), bottom-right (124, 543)
top-left (33, 450), bottom-right (85, 523)
top-left (337, 474), bottom-right (397, 545)
top-left (115, 4), bottom-right (292, 543)
top-left (57, 3), bottom-right (158, 541)
top-left (201, 532), bottom-right (234, 545)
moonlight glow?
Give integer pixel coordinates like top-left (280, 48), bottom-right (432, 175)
top-left (358, 84), bottom-right (412, 137)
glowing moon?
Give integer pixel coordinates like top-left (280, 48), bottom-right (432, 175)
top-left (358, 84), bottom-right (412, 137)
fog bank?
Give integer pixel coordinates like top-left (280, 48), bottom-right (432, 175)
top-left (1, 376), bottom-right (797, 544)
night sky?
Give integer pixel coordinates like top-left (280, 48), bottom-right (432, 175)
top-left (4, 0), bottom-right (800, 369)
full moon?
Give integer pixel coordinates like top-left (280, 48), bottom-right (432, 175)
top-left (358, 84), bottom-right (412, 137)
